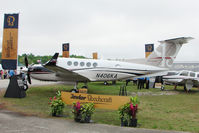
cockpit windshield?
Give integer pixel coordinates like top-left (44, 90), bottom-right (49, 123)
top-left (167, 72), bottom-right (179, 76)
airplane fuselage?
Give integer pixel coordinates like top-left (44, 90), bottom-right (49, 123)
top-left (30, 58), bottom-right (167, 83)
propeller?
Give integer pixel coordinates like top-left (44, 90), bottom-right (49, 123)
top-left (24, 55), bottom-right (32, 84)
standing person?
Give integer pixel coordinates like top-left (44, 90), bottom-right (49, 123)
top-left (145, 77), bottom-right (150, 89)
top-left (8, 70), bottom-right (15, 78)
top-left (0, 70), bottom-right (2, 79)
top-left (1, 70), bottom-right (4, 79)
top-left (141, 78), bottom-right (145, 89)
top-left (125, 79), bottom-right (130, 86)
top-left (137, 78), bottom-right (140, 89)
top-left (137, 78), bottom-right (143, 90)
top-left (4, 70), bottom-right (7, 79)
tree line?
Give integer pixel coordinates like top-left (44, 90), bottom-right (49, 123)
top-left (0, 52), bottom-right (86, 66)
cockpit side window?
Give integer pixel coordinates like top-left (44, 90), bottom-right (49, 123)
top-left (197, 74), bottom-right (199, 78)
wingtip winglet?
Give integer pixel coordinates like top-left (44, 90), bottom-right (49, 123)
top-left (45, 53), bottom-right (59, 66)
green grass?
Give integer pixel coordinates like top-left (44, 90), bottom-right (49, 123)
top-left (0, 82), bottom-right (199, 132)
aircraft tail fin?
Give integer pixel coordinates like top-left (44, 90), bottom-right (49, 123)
top-left (146, 37), bottom-right (194, 68)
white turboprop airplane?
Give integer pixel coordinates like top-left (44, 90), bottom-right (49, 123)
top-left (24, 37), bottom-right (193, 91)
top-left (162, 70), bottom-right (199, 91)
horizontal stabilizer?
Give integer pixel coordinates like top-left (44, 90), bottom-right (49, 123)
top-left (158, 37), bottom-right (194, 45)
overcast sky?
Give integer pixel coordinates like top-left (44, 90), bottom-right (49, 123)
top-left (0, 0), bottom-right (199, 61)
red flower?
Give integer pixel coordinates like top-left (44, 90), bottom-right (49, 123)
top-left (53, 96), bottom-right (56, 100)
top-left (130, 103), bottom-right (134, 111)
top-left (135, 104), bottom-right (138, 110)
top-left (49, 97), bottom-right (52, 100)
top-left (76, 102), bottom-right (81, 111)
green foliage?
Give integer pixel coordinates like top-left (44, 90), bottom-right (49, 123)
top-left (69, 54), bottom-right (86, 59)
top-left (72, 102), bottom-right (95, 122)
top-left (118, 96), bottom-right (139, 123)
top-left (49, 91), bottom-right (65, 116)
top-left (81, 103), bottom-right (95, 118)
top-left (130, 95), bottom-right (139, 106)
top-left (18, 53), bottom-right (53, 65)
top-left (118, 102), bottom-right (131, 120)
top-left (17, 53), bottom-right (87, 65)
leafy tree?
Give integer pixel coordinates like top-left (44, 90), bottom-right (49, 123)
top-left (18, 53), bottom-right (53, 65)
top-left (18, 53), bottom-right (87, 65)
top-left (70, 54), bottom-right (86, 59)
top-left (0, 52), bottom-right (87, 66)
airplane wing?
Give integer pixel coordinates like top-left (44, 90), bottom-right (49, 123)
top-left (134, 70), bottom-right (169, 79)
top-left (44, 53), bottom-right (90, 82)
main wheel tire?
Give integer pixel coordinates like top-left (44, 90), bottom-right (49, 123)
top-left (23, 84), bottom-right (29, 91)
top-left (161, 85), bottom-right (164, 91)
top-left (81, 86), bottom-right (88, 89)
top-left (71, 89), bottom-right (78, 93)
top-left (104, 81), bottom-right (108, 85)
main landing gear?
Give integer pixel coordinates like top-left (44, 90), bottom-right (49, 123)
top-left (70, 82), bottom-right (88, 93)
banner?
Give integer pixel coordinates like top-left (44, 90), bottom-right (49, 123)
top-left (1, 14), bottom-right (19, 70)
top-left (92, 52), bottom-right (98, 59)
top-left (61, 91), bottom-right (130, 110)
top-left (62, 43), bottom-right (69, 58)
top-left (145, 44), bottom-right (154, 58)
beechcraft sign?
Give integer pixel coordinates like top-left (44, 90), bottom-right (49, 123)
top-left (61, 92), bottom-right (130, 110)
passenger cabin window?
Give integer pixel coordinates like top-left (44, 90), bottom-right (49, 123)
top-left (190, 72), bottom-right (195, 77)
top-left (93, 62), bottom-right (98, 67)
top-left (180, 71), bottom-right (188, 76)
top-left (80, 62), bottom-right (85, 67)
top-left (67, 61), bottom-right (72, 66)
top-left (86, 62), bottom-right (91, 67)
top-left (74, 61), bottom-right (78, 66)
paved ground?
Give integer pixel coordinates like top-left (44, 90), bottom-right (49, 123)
top-left (0, 79), bottom-right (59, 90)
top-left (0, 109), bottom-right (189, 133)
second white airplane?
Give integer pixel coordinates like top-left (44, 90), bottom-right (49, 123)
top-left (162, 70), bottom-right (199, 91)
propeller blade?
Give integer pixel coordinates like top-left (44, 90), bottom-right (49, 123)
top-left (27, 73), bottom-right (31, 84)
top-left (25, 55), bottom-right (29, 68)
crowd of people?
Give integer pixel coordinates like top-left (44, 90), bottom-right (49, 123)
top-left (0, 69), bottom-right (17, 79)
